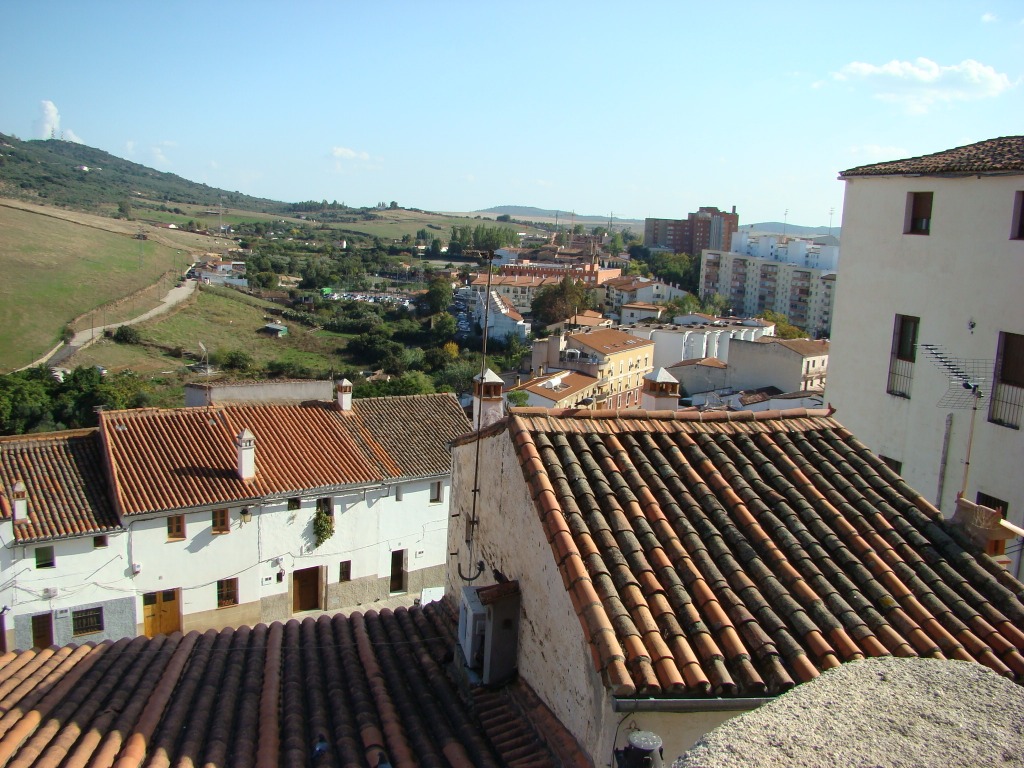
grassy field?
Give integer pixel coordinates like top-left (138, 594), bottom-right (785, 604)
top-left (67, 286), bottom-right (353, 407)
top-left (0, 202), bottom-right (204, 371)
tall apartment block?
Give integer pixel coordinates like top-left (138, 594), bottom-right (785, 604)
top-left (644, 206), bottom-right (739, 254)
top-left (700, 231), bottom-right (839, 337)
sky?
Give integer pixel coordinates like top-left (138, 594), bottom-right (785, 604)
top-left (1, 2), bottom-right (1021, 227)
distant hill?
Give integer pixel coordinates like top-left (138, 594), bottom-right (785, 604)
top-left (0, 133), bottom-right (293, 214)
top-left (474, 205), bottom-right (645, 230)
top-left (743, 221), bottom-right (841, 239)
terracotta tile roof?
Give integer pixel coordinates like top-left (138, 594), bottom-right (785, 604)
top-left (504, 407), bottom-right (1024, 697)
top-left (350, 394), bottom-right (471, 479)
top-left (0, 430), bottom-right (121, 542)
top-left (568, 329), bottom-right (654, 355)
top-left (0, 603), bottom-right (572, 767)
top-left (755, 338), bottom-right (830, 356)
top-left (513, 372), bottom-right (599, 402)
top-left (102, 394), bottom-right (468, 515)
top-left (840, 136), bottom-right (1024, 178)
top-left (669, 358), bottom-right (728, 370)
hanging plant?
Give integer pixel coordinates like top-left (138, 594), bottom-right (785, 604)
top-left (313, 506), bottom-right (334, 547)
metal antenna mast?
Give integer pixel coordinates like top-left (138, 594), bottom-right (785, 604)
top-left (919, 343), bottom-right (992, 498)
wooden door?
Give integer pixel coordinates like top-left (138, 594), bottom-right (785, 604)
top-left (31, 613), bottom-right (53, 649)
top-left (390, 550), bottom-right (406, 593)
top-left (143, 590), bottom-right (181, 637)
top-left (293, 567), bottom-right (320, 612)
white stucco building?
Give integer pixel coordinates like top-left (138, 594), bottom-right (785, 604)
top-left (0, 387), bottom-right (469, 650)
top-left (621, 314), bottom-right (774, 368)
top-left (825, 136), bottom-right (1024, 577)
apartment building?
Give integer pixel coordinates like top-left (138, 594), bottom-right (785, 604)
top-left (644, 205), bottom-right (739, 254)
top-left (825, 136), bottom-right (1024, 577)
top-left (701, 232), bottom-right (839, 337)
top-left (530, 328), bottom-right (654, 409)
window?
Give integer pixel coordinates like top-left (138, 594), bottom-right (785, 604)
top-left (217, 578), bottom-right (238, 607)
top-left (1011, 191), bottom-right (1024, 240)
top-left (879, 455), bottom-right (903, 474)
top-left (35, 546), bottom-right (55, 569)
top-left (905, 192), bottom-right (933, 235)
top-left (989, 331), bottom-right (1024, 428)
top-left (316, 497), bottom-right (333, 519)
top-left (167, 515), bottom-right (185, 540)
top-left (339, 560), bottom-right (352, 583)
top-left (887, 314), bottom-right (919, 398)
top-left (287, 497), bottom-right (301, 511)
top-left (394, 484), bottom-right (404, 502)
top-left (430, 481), bottom-right (444, 504)
top-left (212, 508), bottom-right (229, 534)
top-left (72, 607), bottom-right (104, 636)
top-left (93, 535), bottom-right (108, 548)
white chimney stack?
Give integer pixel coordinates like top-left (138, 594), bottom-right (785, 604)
top-left (11, 481), bottom-right (27, 522)
top-left (336, 378), bottom-right (353, 411)
top-left (235, 428), bottom-right (256, 481)
top-left (473, 369), bottom-right (506, 429)
top-left (641, 369), bottom-right (681, 412)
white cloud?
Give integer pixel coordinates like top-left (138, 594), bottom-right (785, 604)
top-left (32, 100), bottom-right (83, 142)
top-left (981, 12), bottom-right (997, 22)
top-left (124, 140), bottom-right (136, 156)
top-left (150, 146), bottom-right (171, 167)
top-left (331, 146), bottom-right (370, 161)
top-left (832, 57), bottom-right (1015, 113)
top-left (330, 145), bottom-right (373, 173)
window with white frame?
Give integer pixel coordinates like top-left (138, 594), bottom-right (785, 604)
top-left (430, 481), bottom-right (444, 504)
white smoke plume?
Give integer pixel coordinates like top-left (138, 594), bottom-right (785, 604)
top-left (33, 100), bottom-right (83, 142)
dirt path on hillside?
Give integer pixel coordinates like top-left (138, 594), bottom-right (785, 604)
top-left (23, 278), bottom-right (198, 371)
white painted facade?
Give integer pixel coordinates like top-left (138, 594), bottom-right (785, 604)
top-left (727, 339), bottom-right (828, 392)
top-left (825, 160), bottom-right (1024, 577)
top-left (0, 523), bottom-right (135, 648)
top-left (622, 317), bottom-right (773, 368)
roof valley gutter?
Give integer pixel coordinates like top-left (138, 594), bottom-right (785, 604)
top-left (613, 696), bottom-right (774, 713)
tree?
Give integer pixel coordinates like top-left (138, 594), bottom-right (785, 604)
top-left (389, 201), bottom-right (399, 209)
top-left (425, 278), bottom-right (453, 315)
top-left (117, 200), bottom-right (133, 220)
top-left (506, 390), bottom-right (529, 408)
top-left (758, 310), bottom-right (807, 339)
top-left (530, 276), bottom-right (592, 325)
top-left (428, 239), bottom-right (443, 259)
top-left (113, 325), bottom-right (141, 344)
top-left (702, 293), bottom-right (729, 317)
top-left (430, 313), bottom-right (457, 345)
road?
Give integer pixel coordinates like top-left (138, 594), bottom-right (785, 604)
top-left (28, 278), bottom-right (199, 371)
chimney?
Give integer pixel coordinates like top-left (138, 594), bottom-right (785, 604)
top-left (641, 369), bottom-right (681, 412)
top-left (236, 428), bottom-right (256, 481)
top-left (951, 497), bottom-right (1016, 568)
top-left (335, 378), bottom-right (353, 411)
top-left (472, 369), bottom-right (505, 429)
top-left (11, 481), bottom-right (28, 522)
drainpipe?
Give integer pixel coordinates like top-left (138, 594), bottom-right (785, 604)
top-left (613, 696), bottom-right (773, 713)
top-left (935, 413), bottom-right (954, 510)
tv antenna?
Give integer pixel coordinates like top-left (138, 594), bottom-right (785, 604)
top-left (918, 343), bottom-right (991, 498)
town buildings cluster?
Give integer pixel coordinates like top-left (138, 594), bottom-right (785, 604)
top-left (0, 137), bottom-right (1021, 766)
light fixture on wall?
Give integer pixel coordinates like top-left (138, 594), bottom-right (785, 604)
top-left (240, 508), bottom-right (252, 524)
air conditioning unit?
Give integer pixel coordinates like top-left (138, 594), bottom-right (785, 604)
top-left (458, 586), bottom-right (486, 668)
top-left (41, 587), bottom-right (58, 599)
